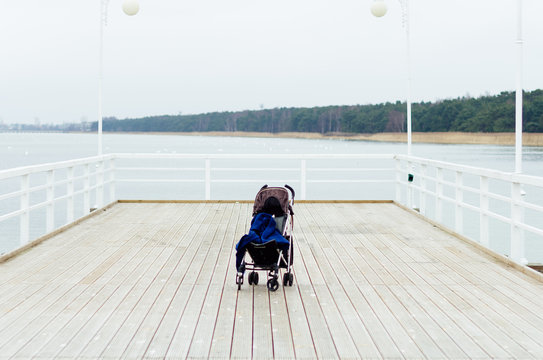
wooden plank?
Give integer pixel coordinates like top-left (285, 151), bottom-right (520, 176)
top-left (0, 245), bottom-right (118, 355)
top-left (185, 203), bottom-right (241, 359)
top-left (229, 283), bottom-right (253, 359)
top-left (55, 246), bottom-right (172, 358)
top-left (373, 284), bottom-right (445, 359)
top-left (104, 203), bottom-right (214, 359)
top-left (297, 204), bottom-right (382, 359)
top-left (0, 244), bottom-right (106, 329)
top-left (391, 284), bottom-right (469, 359)
top-left (252, 287), bottom-right (274, 359)
top-left (79, 246), bottom-right (176, 359)
top-left (3, 202), bottom-right (543, 359)
top-left (0, 217), bottom-right (137, 302)
top-left (359, 284), bottom-right (425, 359)
top-left (208, 203), bottom-right (251, 358)
top-left (113, 219), bottom-right (214, 358)
top-left (449, 284), bottom-right (542, 358)
top-left (268, 286), bottom-right (296, 359)
top-left (402, 284), bottom-right (489, 359)
top-left (62, 204), bottom-right (206, 358)
top-left (165, 213), bottom-right (233, 358)
top-left (13, 245), bottom-right (147, 359)
top-left (415, 284), bottom-right (511, 359)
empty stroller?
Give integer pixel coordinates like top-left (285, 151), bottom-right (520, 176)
top-left (235, 184), bottom-right (295, 291)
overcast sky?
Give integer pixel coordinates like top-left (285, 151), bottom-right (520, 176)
top-left (1, 0), bottom-right (542, 125)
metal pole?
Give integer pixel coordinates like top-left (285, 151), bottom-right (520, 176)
top-left (371, 0), bottom-right (412, 155)
top-left (403, 0), bottom-right (412, 156)
top-left (515, 0), bottom-right (523, 174)
top-left (98, 0), bottom-right (109, 156)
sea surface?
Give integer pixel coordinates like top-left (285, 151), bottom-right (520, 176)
top-left (1, 132), bottom-right (543, 262)
top-left (1, 132), bottom-right (543, 175)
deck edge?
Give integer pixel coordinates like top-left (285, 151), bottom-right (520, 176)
top-left (393, 201), bottom-right (543, 283)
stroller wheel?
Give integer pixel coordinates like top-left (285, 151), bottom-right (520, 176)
top-left (282, 273), bottom-right (289, 286)
top-left (236, 273), bottom-right (243, 290)
top-left (283, 272), bottom-right (294, 286)
top-left (267, 278), bottom-right (279, 292)
top-left (248, 272), bottom-right (254, 285)
top-left (252, 272), bottom-right (259, 285)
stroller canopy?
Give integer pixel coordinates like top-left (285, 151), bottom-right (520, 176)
top-left (252, 186), bottom-right (291, 216)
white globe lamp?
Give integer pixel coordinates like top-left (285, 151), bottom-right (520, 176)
top-left (370, 0), bottom-right (388, 18)
top-left (122, 0), bottom-right (140, 16)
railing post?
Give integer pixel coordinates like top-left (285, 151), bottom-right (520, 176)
top-left (46, 170), bottom-right (54, 233)
top-left (436, 167), bottom-right (443, 223)
top-left (300, 159), bottom-right (307, 200)
top-left (97, 160), bottom-right (104, 208)
top-left (84, 164), bottom-right (90, 214)
top-left (510, 181), bottom-right (525, 263)
top-left (67, 167), bottom-right (74, 223)
top-left (395, 158), bottom-right (402, 204)
top-left (455, 171), bottom-right (463, 234)
top-left (20, 174), bottom-right (30, 245)
top-left (420, 163), bottom-right (427, 215)
top-left (479, 176), bottom-right (489, 248)
top-left (407, 160), bottom-right (413, 209)
top-left (205, 158), bottom-right (211, 200)
top-left (109, 158), bottom-right (116, 203)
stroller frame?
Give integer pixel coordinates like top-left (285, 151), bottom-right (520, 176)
top-left (236, 184), bottom-right (295, 291)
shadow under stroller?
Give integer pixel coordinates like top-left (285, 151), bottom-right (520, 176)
top-left (235, 184), bottom-right (295, 291)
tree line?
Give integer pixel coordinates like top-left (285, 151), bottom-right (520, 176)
top-left (88, 89), bottom-right (540, 134)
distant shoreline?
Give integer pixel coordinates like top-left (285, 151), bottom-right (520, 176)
top-left (3, 131), bottom-right (543, 146)
top-left (108, 131), bottom-right (543, 146)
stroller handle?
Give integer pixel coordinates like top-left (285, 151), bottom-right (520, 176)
top-left (284, 184), bottom-right (295, 201)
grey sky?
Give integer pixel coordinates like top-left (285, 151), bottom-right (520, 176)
top-left (1, 0), bottom-right (542, 125)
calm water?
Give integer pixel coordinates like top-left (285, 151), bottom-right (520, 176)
top-left (1, 132), bottom-right (543, 261)
top-left (2, 132), bottom-right (543, 175)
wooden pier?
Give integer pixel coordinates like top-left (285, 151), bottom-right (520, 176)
top-left (1, 202), bottom-right (543, 359)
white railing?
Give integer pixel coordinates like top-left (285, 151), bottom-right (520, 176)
top-left (394, 154), bottom-right (543, 264)
top-left (113, 153), bottom-right (395, 201)
top-left (0, 155), bottom-right (115, 253)
top-left (1, 153), bottom-right (542, 265)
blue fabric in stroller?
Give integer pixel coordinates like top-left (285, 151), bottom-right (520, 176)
top-left (235, 212), bottom-right (289, 270)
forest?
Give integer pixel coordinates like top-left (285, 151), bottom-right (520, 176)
top-left (91, 89), bottom-right (542, 134)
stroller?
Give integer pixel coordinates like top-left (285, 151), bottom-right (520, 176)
top-left (235, 184), bottom-right (295, 291)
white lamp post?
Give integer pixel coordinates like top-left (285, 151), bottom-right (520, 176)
top-left (98, 0), bottom-right (139, 156)
top-left (371, 0), bottom-right (412, 156)
top-left (515, 0), bottom-right (523, 174)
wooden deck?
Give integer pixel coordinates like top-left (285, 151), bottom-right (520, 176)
top-left (1, 202), bottom-right (543, 359)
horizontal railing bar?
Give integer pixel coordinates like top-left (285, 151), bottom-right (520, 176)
top-left (0, 155), bottom-right (114, 180)
top-left (117, 167), bottom-right (204, 171)
top-left (307, 180), bottom-right (394, 183)
top-left (396, 154), bottom-right (543, 187)
top-left (210, 179), bottom-right (300, 183)
top-left (518, 222), bottom-right (543, 237)
top-left (461, 202), bottom-right (512, 224)
top-left (521, 200), bottom-right (543, 213)
top-left (404, 180), bottom-right (519, 226)
top-left (0, 189), bottom-right (23, 202)
top-left (114, 153), bottom-right (396, 160)
top-left (0, 184), bottom-right (109, 218)
top-left (487, 192), bottom-right (515, 203)
top-left (0, 209), bottom-right (24, 222)
top-left (308, 168), bottom-right (392, 172)
top-left (213, 168), bottom-right (297, 172)
top-left (117, 179), bottom-right (204, 183)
